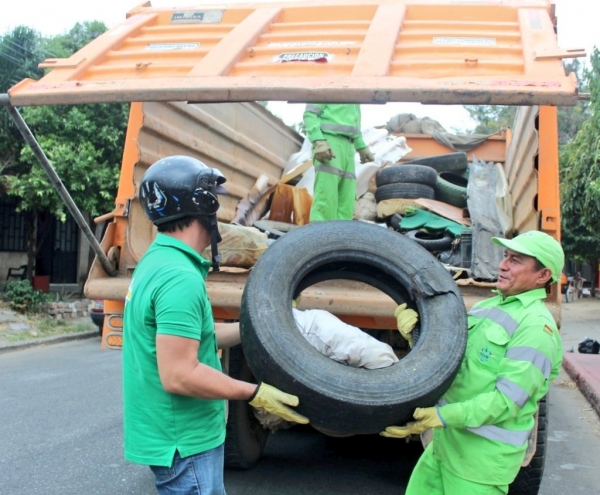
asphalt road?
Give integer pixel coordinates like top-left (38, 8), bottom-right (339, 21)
top-left (1, 336), bottom-right (599, 495)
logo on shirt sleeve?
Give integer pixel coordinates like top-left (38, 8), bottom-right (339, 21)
top-left (543, 324), bottom-right (554, 335)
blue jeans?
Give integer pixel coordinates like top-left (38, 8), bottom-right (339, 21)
top-left (150, 444), bottom-right (226, 495)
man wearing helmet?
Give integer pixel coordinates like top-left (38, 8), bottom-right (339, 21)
top-left (383, 231), bottom-right (564, 495)
top-left (123, 156), bottom-right (309, 494)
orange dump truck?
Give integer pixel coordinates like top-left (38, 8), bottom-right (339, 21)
top-left (5, 0), bottom-right (584, 492)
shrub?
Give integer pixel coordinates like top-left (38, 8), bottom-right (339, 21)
top-left (4, 280), bottom-right (49, 314)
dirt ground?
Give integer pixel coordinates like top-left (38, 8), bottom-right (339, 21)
top-left (0, 299), bottom-right (96, 347)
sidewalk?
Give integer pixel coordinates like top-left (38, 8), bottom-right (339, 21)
top-left (559, 296), bottom-right (600, 417)
top-left (0, 303), bottom-right (98, 354)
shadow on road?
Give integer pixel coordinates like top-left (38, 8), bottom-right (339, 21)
top-left (225, 426), bottom-right (422, 494)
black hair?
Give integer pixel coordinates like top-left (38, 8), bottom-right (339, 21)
top-left (157, 215), bottom-right (196, 233)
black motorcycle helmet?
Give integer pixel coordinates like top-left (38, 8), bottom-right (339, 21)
top-left (140, 155), bottom-right (227, 271)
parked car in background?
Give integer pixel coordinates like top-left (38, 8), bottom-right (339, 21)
top-left (89, 300), bottom-right (105, 336)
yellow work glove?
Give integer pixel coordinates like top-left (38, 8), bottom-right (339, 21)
top-left (380, 407), bottom-right (445, 439)
top-left (249, 382), bottom-right (309, 425)
top-left (313, 140), bottom-right (335, 162)
top-left (357, 147), bottom-right (375, 164)
top-left (394, 303), bottom-right (418, 348)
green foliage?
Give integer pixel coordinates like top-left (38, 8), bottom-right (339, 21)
top-left (0, 26), bottom-right (45, 93)
top-left (6, 102), bottom-right (128, 219)
top-left (4, 280), bottom-right (49, 314)
top-left (1, 20), bottom-right (128, 220)
top-left (48, 21), bottom-right (108, 56)
top-left (560, 48), bottom-right (600, 287)
top-left (464, 60), bottom-right (589, 142)
top-left (0, 26), bottom-right (46, 173)
top-left (463, 105), bottom-right (516, 134)
top-left (558, 59), bottom-right (590, 145)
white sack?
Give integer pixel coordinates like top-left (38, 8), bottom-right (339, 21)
top-left (292, 308), bottom-right (399, 369)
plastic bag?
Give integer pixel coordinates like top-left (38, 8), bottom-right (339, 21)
top-left (292, 308), bottom-right (399, 369)
top-left (201, 223), bottom-right (269, 268)
top-left (578, 338), bottom-right (600, 354)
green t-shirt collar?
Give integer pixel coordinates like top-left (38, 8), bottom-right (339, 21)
top-left (154, 233), bottom-right (211, 277)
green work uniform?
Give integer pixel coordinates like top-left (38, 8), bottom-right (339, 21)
top-left (303, 104), bottom-right (367, 222)
top-left (122, 234), bottom-right (225, 467)
top-left (407, 288), bottom-right (563, 494)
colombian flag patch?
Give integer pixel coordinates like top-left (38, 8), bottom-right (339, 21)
top-left (543, 324), bottom-right (554, 335)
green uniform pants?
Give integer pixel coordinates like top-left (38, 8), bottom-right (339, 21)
top-left (310, 134), bottom-right (357, 222)
top-left (406, 444), bottom-right (509, 495)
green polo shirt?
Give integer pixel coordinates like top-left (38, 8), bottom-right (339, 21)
top-left (122, 234), bottom-right (225, 467)
top-left (433, 288), bottom-right (563, 485)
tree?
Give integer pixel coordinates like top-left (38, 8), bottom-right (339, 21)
top-left (463, 105), bottom-right (516, 134)
top-left (0, 26), bottom-right (45, 173)
top-left (1, 22), bottom-right (129, 282)
top-left (558, 59), bottom-right (590, 145)
top-left (560, 48), bottom-right (600, 295)
top-left (464, 59), bottom-right (589, 143)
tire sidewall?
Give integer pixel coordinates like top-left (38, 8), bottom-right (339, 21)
top-left (240, 221), bottom-right (467, 433)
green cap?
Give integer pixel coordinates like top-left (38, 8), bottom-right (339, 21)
top-left (492, 231), bottom-right (564, 282)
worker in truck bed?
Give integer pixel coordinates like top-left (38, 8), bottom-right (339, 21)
top-left (122, 155), bottom-right (308, 495)
top-left (303, 103), bottom-right (374, 221)
top-left (385, 231), bottom-right (564, 495)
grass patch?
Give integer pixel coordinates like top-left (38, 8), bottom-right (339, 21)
top-left (4, 317), bottom-right (95, 343)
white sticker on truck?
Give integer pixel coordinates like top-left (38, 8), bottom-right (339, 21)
top-left (268, 41), bottom-right (355, 48)
top-left (146, 43), bottom-right (200, 51)
top-left (433, 37), bottom-right (497, 47)
top-left (272, 52), bottom-right (334, 63)
top-left (171, 10), bottom-right (224, 23)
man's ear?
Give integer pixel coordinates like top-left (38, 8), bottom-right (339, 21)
top-left (538, 268), bottom-right (553, 285)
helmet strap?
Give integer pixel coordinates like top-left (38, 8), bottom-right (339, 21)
top-left (200, 214), bottom-right (222, 272)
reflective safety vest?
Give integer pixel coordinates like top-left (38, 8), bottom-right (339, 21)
top-left (303, 103), bottom-right (367, 151)
top-left (433, 288), bottom-right (562, 485)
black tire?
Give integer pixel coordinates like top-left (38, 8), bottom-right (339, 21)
top-left (405, 152), bottom-right (468, 173)
top-left (224, 345), bottom-right (269, 469)
top-left (376, 164), bottom-right (438, 188)
top-left (240, 221), bottom-right (467, 435)
top-left (509, 395), bottom-right (548, 495)
top-left (434, 172), bottom-right (468, 208)
top-left (387, 213), bottom-right (403, 231)
top-left (404, 229), bottom-right (454, 252)
top-left (375, 183), bottom-right (435, 203)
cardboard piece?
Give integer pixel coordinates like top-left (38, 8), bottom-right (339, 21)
top-left (414, 198), bottom-right (472, 227)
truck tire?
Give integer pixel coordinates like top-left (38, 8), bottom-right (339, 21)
top-left (240, 221), bottom-right (467, 435)
top-left (405, 152), bottom-right (468, 173)
top-left (404, 229), bottom-right (454, 252)
top-left (387, 213), bottom-right (403, 231)
top-left (376, 164), bottom-right (438, 187)
top-left (509, 395), bottom-right (548, 495)
top-left (224, 345), bottom-right (269, 469)
top-left (375, 183), bottom-right (435, 202)
top-left (434, 172), bottom-right (468, 208)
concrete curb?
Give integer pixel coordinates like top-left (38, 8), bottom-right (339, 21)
top-left (0, 329), bottom-right (99, 354)
top-left (562, 352), bottom-right (600, 418)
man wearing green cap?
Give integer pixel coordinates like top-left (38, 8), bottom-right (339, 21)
top-left (384, 230), bottom-right (564, 495)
